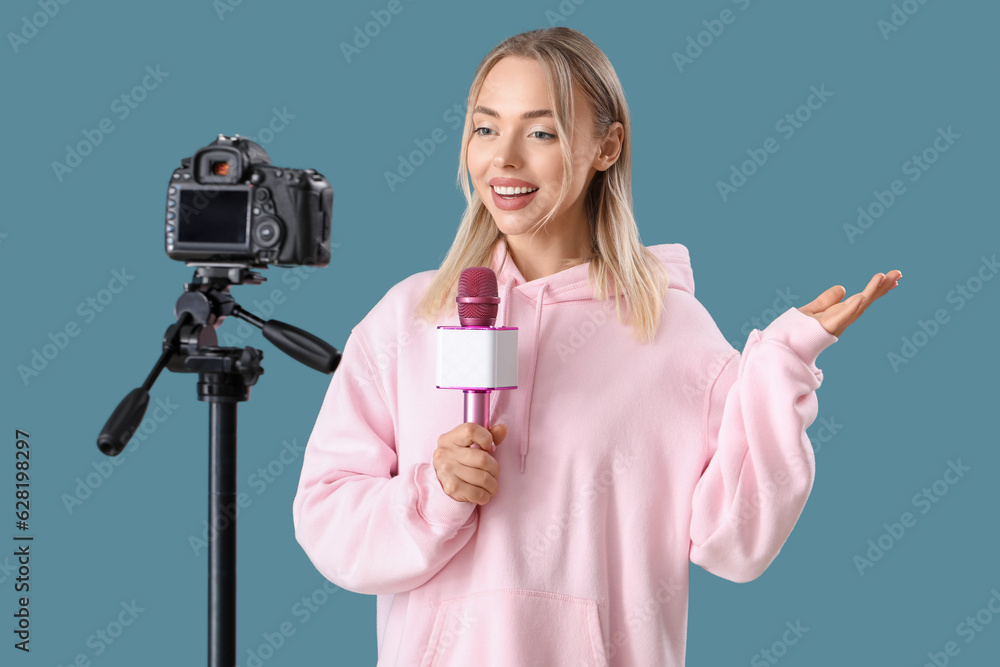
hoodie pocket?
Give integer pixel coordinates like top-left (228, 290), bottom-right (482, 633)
top-left (419, 588), bottom-right (608, 667)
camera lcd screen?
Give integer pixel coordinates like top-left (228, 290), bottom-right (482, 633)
top-left (177, 189), bottom-right (249, 244)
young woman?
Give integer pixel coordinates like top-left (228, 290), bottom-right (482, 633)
top-left (293, 27), bottom-right (900, 666)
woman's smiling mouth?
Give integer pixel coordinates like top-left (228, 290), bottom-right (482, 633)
top-left (490, 185), bottom-right (539, 210)
top-left (488, 178), bottom-right (540, 209)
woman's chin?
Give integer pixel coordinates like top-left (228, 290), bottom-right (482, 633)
top-left (491, 216), bottom-right (535, 237)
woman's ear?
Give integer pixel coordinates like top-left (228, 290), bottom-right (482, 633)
top-left (596, 122), bottom-right (624, 171)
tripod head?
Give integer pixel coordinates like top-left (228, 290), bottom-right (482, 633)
top-left (96, 263), bottom-right (341, 457)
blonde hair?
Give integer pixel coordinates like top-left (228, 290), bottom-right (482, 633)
top-left (414, 26), bottom-right (669, 343)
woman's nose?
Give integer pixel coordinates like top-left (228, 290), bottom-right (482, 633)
top-left (492, 135), bottom-right (523, 168)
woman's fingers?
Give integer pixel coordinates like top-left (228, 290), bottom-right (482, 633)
top-left (857, 270), bottom-right (903, 311)
top-left (452, 459), bottom-right (499, 498)
top-left (800, 284), bottom-right (846, 316)
top-left (802, 269), bottom-right (902, 317)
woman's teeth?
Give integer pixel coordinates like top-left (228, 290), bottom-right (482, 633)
top-left (492, 185), bottom-right (538, 196)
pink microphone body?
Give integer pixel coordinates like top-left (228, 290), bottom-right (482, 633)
top-left (436, 268), bottom-right (518, 447)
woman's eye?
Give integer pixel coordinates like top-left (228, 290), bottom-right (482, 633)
top-left (473, 127), bottom-right (555, 139)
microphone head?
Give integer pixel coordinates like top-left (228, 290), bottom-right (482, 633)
top-left (457, 267), bottom-right (499, 326)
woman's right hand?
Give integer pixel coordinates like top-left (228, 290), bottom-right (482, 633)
top-left (433, 422), bottom-right (507, 505)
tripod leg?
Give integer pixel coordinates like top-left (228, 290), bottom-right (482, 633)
top-left (209, 401), bottom-right (238, 667)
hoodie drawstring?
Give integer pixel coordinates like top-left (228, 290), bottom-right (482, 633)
top-left (520, 282), bottom-right (548, 473)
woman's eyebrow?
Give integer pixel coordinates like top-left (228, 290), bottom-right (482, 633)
top-left (473, 105), bottom-right (553, 120)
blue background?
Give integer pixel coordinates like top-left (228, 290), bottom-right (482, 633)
top-left (2, 0), bottom-right (998, 665)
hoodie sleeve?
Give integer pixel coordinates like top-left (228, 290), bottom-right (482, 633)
top-left (689, 306), bottom-right (838, 583)
top-left (292, 329), bottom-right (479, 595)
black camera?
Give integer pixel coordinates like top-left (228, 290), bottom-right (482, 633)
top-left (165, 134), bottom-right (333, 268)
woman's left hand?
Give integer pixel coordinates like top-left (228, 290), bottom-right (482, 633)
top-left (798, 270), bottom-right (902, 338)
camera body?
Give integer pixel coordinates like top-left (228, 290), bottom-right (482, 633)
top-left (165, 134), bottom-right (333, 268)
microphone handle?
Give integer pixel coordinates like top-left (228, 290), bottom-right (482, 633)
top-left (463, 390), bottom-right (491, 449)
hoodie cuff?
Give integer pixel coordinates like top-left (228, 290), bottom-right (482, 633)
top-left (414, 462), bottom-right (478, 530)
top-left (759, 306), bottom-right (839, 368)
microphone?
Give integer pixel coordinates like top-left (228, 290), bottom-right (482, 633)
top-left (436, 267), bottom-right (518, 449)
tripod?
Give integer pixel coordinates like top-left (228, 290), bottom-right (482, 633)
top-left (97, 264), bottom-right (340, 666)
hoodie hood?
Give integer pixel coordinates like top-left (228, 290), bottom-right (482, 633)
top-left (485, 237), bottom-right (694, 473)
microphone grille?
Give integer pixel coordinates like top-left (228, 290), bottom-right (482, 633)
top-left (457, 267), bottom-right (498, 321)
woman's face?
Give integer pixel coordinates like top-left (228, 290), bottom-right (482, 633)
top-left (467, 56), bottom-right (602, 241)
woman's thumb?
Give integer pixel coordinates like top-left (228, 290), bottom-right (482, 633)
top-left (491, 423), bottom-right (507, 446)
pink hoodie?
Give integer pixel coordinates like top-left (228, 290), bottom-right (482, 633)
top-left (293, 238), bottom-right (838, 666)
